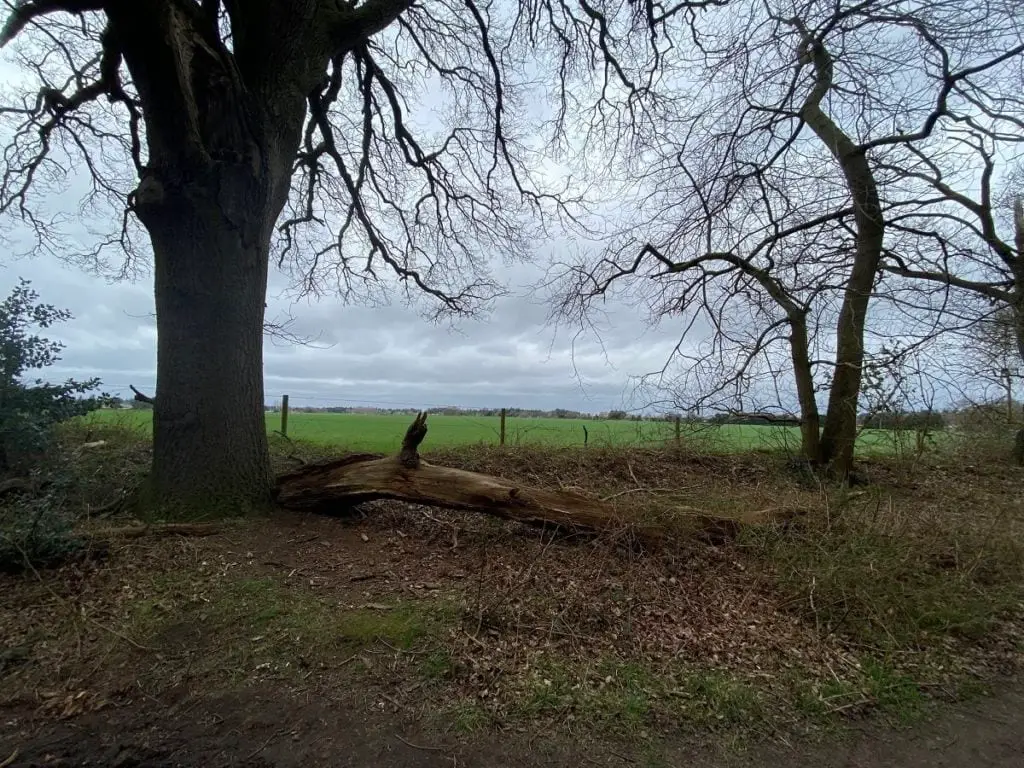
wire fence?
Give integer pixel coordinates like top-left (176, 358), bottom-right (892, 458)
top-left (93, 392), bottom-right (933, 457)
top-left (264, 397), bottom-right (813, 454)
top-left (99, 388), bottom-right (934, 457)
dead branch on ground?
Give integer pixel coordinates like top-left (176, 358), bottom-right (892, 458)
top-left (275, 413), bottom-right (802, 548)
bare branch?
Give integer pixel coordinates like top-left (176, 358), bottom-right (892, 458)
top-left (129, 384), bottom-right (155, 405)
top-left (0, 0), bottom-right (103, 46)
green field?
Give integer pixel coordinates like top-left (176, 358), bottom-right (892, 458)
top-left (84, 408), bottom-right (932, 456)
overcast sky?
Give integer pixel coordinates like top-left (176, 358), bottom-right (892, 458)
top-left (0, 14), bottom-right (698, 416)
top-left (2, 7), bottom-right (1003, 417)
top-left (0, 248), bottom-right (688, 413)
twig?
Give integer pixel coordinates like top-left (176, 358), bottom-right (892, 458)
top-left (599, 486), bottom-right (679, 502)
top-left (421, 509), bottom-right (461, 549)
top-left (627, 461), bottom-right (641, 488)
top-left (273, 430), bottom-right (307, 465)
top-left (244, 728), bottom-right (288, 761)
top-left (88, 523), bottom-right (223, 540)
top-left (89, 491), bottom-right (132, 519)
top-left (85, 616), bottom-right (153, 651)
top-left (377, 638), bottom-right (430, 655)
top-left (0, 749), bottom-right (18, 768)
top-left (394, 734), bottom-right (446, 752)
top-left (826, 697), bottom-right (872, 714)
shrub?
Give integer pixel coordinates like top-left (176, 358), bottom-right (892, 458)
top-left (0, 279), bottom-right (108, 570)
top-left (0, 278), bottom-right (109, 473)
top-left (860, 410), bottom-right (946, 432)
top-left (0, 475), bottom-right (84, 573)
top-left (948, 402), bottom-right (1023, 465)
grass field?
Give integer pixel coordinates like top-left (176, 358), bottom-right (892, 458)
top-left (85, 408), bottom-right (932, 456)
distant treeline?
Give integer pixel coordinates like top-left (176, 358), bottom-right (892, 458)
top-left (113, 398), bottom-right (953, 431)
top-left (707, 410), bottom-right (949, 431)
top-left (859, 411), bottom-right (947, 431)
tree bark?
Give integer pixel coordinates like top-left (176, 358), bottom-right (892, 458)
top-left (793, 27), bottom-right (884, 477)
top-left (139, 170), bottom-right (276, 517)
top-left (275, 414), bottom-right (804, 547)
top-left (788, 313), bottom-right (821, 462)
top-left (1004, 202), bottom-right (1024, 466)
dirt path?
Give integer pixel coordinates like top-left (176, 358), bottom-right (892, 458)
top-left (744, 685), bottom-right (1024, 768)
top-left (2, 683), bottom-right (1022, 767)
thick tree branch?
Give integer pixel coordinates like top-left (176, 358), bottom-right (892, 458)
top-left (129, 384), bottom-right (155, 405)
top-left (0, 0), bottom-right (103, 46)
top-left (880, 263), bottom-right (1010, 302)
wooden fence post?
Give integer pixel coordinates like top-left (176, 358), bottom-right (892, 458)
top-left (281, 394), bottom-right (289, 437)
top-left (499, 408), bottom-right (507, 446)
top-left (675, 415), bottom-right (681, 446)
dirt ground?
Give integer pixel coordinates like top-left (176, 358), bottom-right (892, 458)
top-left (2, 447), bottom-right (1023, 767)
top-left (2, 678), bottom-right (1023, 767)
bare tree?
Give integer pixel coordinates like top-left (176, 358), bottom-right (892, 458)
top-left (552, 0), bottom-right (1024, 476)
top-left (964, 308), bottom-right (1021, 416)
top-left (0, 0), bottom-right (680, 516)
top-left (881, 183), bottom-right (1024, 366)
top-left (869, 96), bottom-right (1024, 459)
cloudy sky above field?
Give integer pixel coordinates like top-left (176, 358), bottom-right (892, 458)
top-left (1, 248), bottom-right (686, 413)
top-left (0, 17), bottom-right (696, 415)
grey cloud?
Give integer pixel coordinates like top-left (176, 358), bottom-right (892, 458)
top-left (3, 249), bottom-right (688, 414)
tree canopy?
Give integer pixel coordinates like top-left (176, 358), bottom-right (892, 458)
top-left (0, 0), bottom-right (696, 513)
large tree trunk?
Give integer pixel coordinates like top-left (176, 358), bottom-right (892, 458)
top-left (138, 167), bottom-right (277, 517)
top-left (108, 2), bottom-right (310, 518)
top-left (1013, 291), bottom-right (1024, 466)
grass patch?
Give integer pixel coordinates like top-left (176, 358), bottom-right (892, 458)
top-left (81, 407), bottom-right (935, 456)
top-left (742, 493), bottom-right (1024, 652)
top-left (676, 669), bottom-right (765, 726)
top-left (419, 648), bottom-right (456, 681)
top-left (128, 574), bottom-right (454, 683)
top-left (790, 660), bottom-right (926, 724)
top-left (443, 701), bottom-right (494, 734)
top-left (505, 657), bottom-right (767, 735)
top-left (590, 661), bottom-right (656, 731)
top-left (861, 658), bottom-right (927, 723)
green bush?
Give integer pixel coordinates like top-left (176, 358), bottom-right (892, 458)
top-left (0, 279), bottom-right (108, 570)
top-left (0, 278), bottom-right (109, 473)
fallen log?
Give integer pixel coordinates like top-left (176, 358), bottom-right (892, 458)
top-left (274, 413), bottom-right (802, 547)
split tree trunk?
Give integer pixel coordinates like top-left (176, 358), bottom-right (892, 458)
top-left (275, 414), bottom-right (802, 547)
top-left (795, 25), bottom-right (885, 478)
top-left (111, 2), bottom-right (310, 518)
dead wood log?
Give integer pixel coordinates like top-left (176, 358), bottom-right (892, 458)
top-left (274, 413), bottom-right (802, 547)
top-left (130, 384), bottom-right (155, 405)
